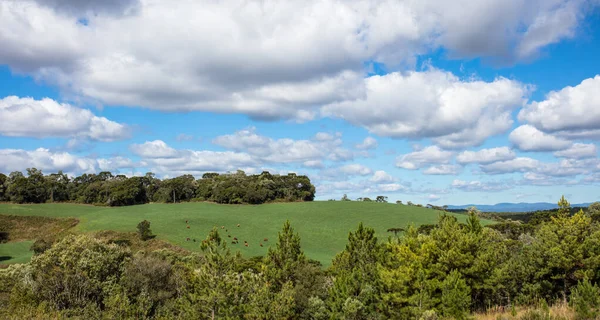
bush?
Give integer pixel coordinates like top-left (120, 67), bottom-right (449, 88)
top-left (137, 220), bottom-right (153, 241)
top-left (441, 270), bottom-right (471, 320)
top-left (571, 279), bottom-right (600, 319)
top-left (0, 231), bottom-right (8, 243)
top-left (30, 239), bottom-right (52, 255)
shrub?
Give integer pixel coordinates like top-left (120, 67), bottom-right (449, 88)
top-left (137, 220), bottom-right (153, 241)
top-left (571, 279), bottom-right (600, 320)
top-left (30, 239), bottom-right (52, 255)
top-left (441, 270), bottom-right (471, 320)
top-left (0, 231), bottom-right (8, 243)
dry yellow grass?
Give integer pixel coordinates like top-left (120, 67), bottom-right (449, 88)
top-left (475, 302), bottom-right (575, 320)
top-left (0, 215), bottom-right (78, 242)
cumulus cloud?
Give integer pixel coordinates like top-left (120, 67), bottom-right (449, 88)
top-left (319, 164), bottom-right (373, 181)
top-left (451, 179), bottom-right (512, 192)
top-left (423, 164), bottom-right (462, 175)
top-left (480, 157), bottom-right (540, 174)
top-left (130, 140), bottom-right (259, 175)
top-left (32, 0), bottom-right (140, 16)
top-left (355, 137), bottom-right (378, 150)
top-left (0, 148), bottom-right (97, 174)
top-left (0, 96), bottom-right (129, 141)
top-left (370, 170), bottom-right (395, 183)
top-left (213, 127), bottom-right (354, 163)
top-left (322, 69), bottom-right (528, 148)
top-left (509, 125), bottom-right (572, 151)
top-left (519, 75), bottom-right (600, 139)
top-left (478, 156), bottom-right (599, 178)
top-left (130, 140), bottom-right (179, 159)
top-left (0, 0), bottom-right (592, 122)
top-left (0, 148), bottom-right (139, 176)
top-left (396, 145), bottom-right (454, 170)
top-left (456, 147), bottom-right (516, 164)
top-left (554, 143), bottom-right (598, 159)
top-left (427, 194), bottom-right (441, 202)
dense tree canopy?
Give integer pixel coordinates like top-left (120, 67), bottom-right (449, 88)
top-left (0, 169), bottom-right (315, 206)
top-left (2, 197), bottom-right (600, 319)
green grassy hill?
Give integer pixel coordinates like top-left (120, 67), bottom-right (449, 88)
top-left (0, 201), bottom-right (490, 266)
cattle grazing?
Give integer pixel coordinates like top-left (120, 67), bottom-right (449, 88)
top-left (263, 238), bottom-right (268, 242)
top-left (237, 224), bottom-right (240, 227)
top-left (225, 229), bottom-right (228, 232)
top-left (233, 237), bottom-right (238, 241)
top-left (187, 225), bottom-right (190, 229)
top-left (227, 234), bottom-right (231, 237)
top-left (221, 226), bottom-right (225, 229)
top-left (260, 243), bottom-right (263, 247)
top-left (186, 220), bottom-right (188, 223)
top-left (244, 243), bottom-right (249, 247)
top-left (186, 238), bottom-right (190, 241)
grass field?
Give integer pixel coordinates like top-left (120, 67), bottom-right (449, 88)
top-left (0, 241), bottom-right (34, 264)
top-left (0, 201), bottom-right (489, 266)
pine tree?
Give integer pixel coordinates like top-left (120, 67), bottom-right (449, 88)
top-left (264, 220), bottom-right (306, 290)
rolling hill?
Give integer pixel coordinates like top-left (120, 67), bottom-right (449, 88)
top-left (0, 201), bottom-right (491, 266)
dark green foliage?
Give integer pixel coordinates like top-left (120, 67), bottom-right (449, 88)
top-left (440, 270), bottom-right (471, 319)
top-left (264, 220), bottom-right (306, 290)
top-left (376, 196), bottom-right (388, 203)
top-left (137, 220), bottom-right (153, 241)
top-left (0, 231), bottom-right (8, 243)
top-left (1, 168), bottom-right (315, 206)
top-left (488, 222), bottom-right (535, 240)
top-left (328, 223), bottom-right (382, 318)
top-left (30, 239), bottom-right (51, 255)
top-left (571, 279), bottom-right (600, 319)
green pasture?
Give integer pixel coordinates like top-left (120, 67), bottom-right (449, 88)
top-left (0, 241), bottom-right (34, 264)
top-left (0, 202), bottom-right (489, 266)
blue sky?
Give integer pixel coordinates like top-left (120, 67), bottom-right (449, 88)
top-left (1, 0), bottom-right (600, 205)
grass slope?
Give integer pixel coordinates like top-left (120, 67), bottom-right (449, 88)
top-left (0, 202), bottom-right (489, 266)
top-left (0, 241), bottom-right (34, 264)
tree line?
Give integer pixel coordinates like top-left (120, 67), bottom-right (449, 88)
top-left (2, 196), bottom-right (600, 319)
top-left (0, 169), bottom-right (315, 206)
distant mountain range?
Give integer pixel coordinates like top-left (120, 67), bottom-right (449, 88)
top-left (446, 202), bottom-right (594, 213)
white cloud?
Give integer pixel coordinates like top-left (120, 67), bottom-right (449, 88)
top-left (339, 164), bottom-right (373, 176)
top-left (456, 147), bottom-right (516, 164)
top-left (213, 127), bottom-right (354, 163)
top-left (0, 149), bottom-right (138, 176)
top-left (322, 69), bottom-right (528, 148)
top-left (519, 75), bottom-right (600, 138)
top-left (451, 179), bottom-right (512, 192)
top-left (536, 158), bottom-right (598, 177)
top-left (423, 164), bottom-right (462, 175)
top-left (509, 125), bottom-right (572, 151)
top-left (427, 194), bottom-right (441, 202)
top-left (370, 170), bottom-right (395, 183)
top-left (303, 160), bottom-right (324, 169)
top-left (130, 140), bottom-right (178, 159)
top-left (130, 140), bottom-right (259, 175)
top-left (554, 143), bottom-right (598, 159)
top-left (97, 156), bottom-right (136, 172)
top-left (396, 145), bottom-right (454, 170)
top-left (0, 148), bottom-right (97, 174)
top-left (0, 96), bottom-right (129, 141)
top-left (480, 157), bottom-right (540, 174)
top-left (1, 0), bottom-right (592, 122)
top-left (355, 137), bottom-right (378, 150)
